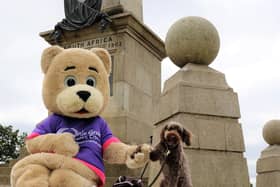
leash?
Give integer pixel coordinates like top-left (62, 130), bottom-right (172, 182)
top-left (139, 147), bottom-right (170, 187)
top-left (113, 137), bottom-right (171, 187)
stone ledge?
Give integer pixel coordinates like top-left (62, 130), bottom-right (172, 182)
top-left (159, 84), bottom-right (241, 121)
top-left (163, 63), bottom-right (231, 92)
top-left (257, 156), bottom-right (280, 173)
top-left (39, 13), bottom-right (166, 61)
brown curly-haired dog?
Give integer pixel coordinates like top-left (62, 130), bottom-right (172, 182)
top-left (150, 122), bottom-right (193, 187)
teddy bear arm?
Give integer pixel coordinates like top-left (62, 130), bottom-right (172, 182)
top-left (125, 143), bottom-right (152, 169)
top-left (26, 133), bottom-right (79, 157)
top-left (26, 134), bottom-right (58, 154)
top-left (103, 142), bottom-right (131, 164)
top-left (104, 142), bottom-right (151, 169)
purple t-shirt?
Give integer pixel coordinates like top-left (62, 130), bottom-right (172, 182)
top-left (27, 114), bottom-right (120, 186)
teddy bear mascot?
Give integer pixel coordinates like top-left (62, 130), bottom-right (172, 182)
top-left (10, 46), bottom-right (151, 187)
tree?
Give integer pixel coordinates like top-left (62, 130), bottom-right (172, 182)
top-left (0, 124), bottom-right (27, 163)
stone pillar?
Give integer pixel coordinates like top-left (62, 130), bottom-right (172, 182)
top-left (256, 120), bottom-right (280, 187)
top-left (40, 7), bottom-right (165, 187)
top-left (149, 16), bottom-right (251, 187)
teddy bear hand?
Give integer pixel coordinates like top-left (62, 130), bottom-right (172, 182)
top-left (125, 144), bottom-right (152, 169)
top-left (53, 133), bottom-right (79, 157)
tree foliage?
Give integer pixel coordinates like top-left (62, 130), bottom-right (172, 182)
top-left (0, 124), bottom-right (27, 163)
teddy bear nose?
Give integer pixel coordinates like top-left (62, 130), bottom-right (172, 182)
top-left (77, 91), bottom-right (91, 102)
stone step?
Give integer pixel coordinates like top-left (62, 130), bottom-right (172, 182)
top-left (0, 175), bottom-right (10, 185)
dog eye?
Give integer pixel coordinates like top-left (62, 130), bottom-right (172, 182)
top-left (86, 76), bottom-right (96, 87)
top-left (64, 76), bottom-right (76, 87)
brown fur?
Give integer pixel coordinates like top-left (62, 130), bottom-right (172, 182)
top-left (11, 46), bottom-right (151, 187)
top-left (150, 122), bottom-right (193, 187)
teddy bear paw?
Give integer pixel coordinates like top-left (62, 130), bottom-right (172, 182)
top-left (126, 144), bottom-right (152, 169)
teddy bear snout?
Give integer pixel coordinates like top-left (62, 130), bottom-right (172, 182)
top-left (77, 91), bottom-right (91, 102)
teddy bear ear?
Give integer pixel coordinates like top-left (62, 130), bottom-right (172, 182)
top-left (90, 48), bottom-right (112, 74)
top-left (41, 46), bottom-right (64, 74)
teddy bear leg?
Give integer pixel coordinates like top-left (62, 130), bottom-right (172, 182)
top-left (11, 164), bottom-right (50, 187)
top-left (49, 169), bottom-right (97, 187)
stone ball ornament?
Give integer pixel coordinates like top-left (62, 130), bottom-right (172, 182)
top-left (165, 16), bottom-right (220, 68)
top-left (263, 120), bottom-right (280, 145)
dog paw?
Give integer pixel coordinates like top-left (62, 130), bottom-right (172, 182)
top-left (126, 144), bottom-right (152, 169)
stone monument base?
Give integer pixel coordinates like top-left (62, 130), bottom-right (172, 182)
top-left (149, 63), bottom-right (250, 187)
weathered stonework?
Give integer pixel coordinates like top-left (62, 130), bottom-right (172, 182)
top-left (149, 17), bottom-right (250, 187)
top-left (149, 63), bottom-right (250, 186)
top-left (102, 0), bottom-right (143, 22)
top-left (165, 17), bottom-right (220, 67)
top-left (256, 120), bottom-right (280, 187)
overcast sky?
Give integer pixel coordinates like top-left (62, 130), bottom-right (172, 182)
top-left (1, 0), bottom-right (280, 186)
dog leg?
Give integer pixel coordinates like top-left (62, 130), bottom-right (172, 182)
top-left (178, 176), bottom-right (192, 187)
top-left (160, 178), bottom-right (171, 187)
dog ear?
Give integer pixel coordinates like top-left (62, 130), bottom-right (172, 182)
top-left (181, 128), bottom-right (192, 146)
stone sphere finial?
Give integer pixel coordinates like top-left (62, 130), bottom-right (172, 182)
top-left (165, 16), bottom-right (220, 68)
top-left (263, 120), bottom-right (280, 145)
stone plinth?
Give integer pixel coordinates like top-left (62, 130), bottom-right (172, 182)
top-left (256, 120), bottom-right (280, 187)
top-left (149, 63), bottom-right (250, 187)
top-left (102, 0), bottom-right (143, 22)
top-left (159, 64), bottom-right (241, 120)
top-left (257, 146), bottom-right (280, 187)
top-left (40, 13), bottom-right (165, 186)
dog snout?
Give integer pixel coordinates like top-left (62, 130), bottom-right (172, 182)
top-left (166, 133), bottom-right (179, 144)
top-left (77, 91), bottom-right (91, 102)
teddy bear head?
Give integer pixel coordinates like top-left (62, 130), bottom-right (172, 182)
top-left (41, 46), bottom-right (111, 119)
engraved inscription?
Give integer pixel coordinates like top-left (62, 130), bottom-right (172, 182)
top-left (64, 36), bottom-right (122, 50)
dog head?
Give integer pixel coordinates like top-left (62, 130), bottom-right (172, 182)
top-left (160, 122), bottom-right (192, 148)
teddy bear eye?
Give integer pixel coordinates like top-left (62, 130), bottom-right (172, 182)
top-left (64, 76), bottom-right (76, 87)
top-left (86, 76), bottom-right (96, 87)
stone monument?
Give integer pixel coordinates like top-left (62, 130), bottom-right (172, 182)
top-left (52, 0), bottom-right (112, 42)
top-left (40, 0), bottom-right (165, 186)
top-left (0, 2), bottom-right (253, 187)
top-left (102, 0), bottom-right (143, 21)
top-left (256, 120), bottom-right (280, 187)
top-left (149, 16), bottom-right (251, 187)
